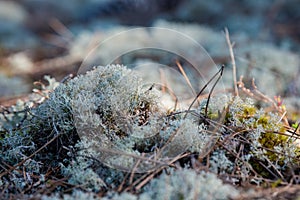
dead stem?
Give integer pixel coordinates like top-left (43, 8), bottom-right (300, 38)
top-left (224, 28), bottom-right (239, 97)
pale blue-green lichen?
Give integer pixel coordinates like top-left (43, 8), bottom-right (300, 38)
top-left (1, 64), bottom-right (299, 199)
top-left (139, 168), bottom-right (239, 200)
top-left (40, 190), bottom-right (102, 200)
top-left (54, 64), bottom-right (213, 189)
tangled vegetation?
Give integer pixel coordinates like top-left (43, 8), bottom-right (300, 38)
top-left (0, 63), bottom-right (300, 199)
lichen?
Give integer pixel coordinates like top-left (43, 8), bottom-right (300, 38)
top-left (1, 64), bottom-right (299, 199)
top-left (139, 168), bottom-right (239, 200)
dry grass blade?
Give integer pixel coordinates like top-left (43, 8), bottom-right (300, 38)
top-left (49, 18), bottom-right (74, 40)
top-left (224, 28), bottom-right (239, 97)
top-left (176, 60), bottom-right (197, 97)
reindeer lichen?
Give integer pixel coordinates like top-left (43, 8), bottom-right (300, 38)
top-left (139, 168), bottom-right (239, 200)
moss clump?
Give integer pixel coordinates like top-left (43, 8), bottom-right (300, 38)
top-left (203, 94), bottom-right (300, 179)
top-left (226, 97), bottom-right (289, 152)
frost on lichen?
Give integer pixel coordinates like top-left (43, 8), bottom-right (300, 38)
top-left (139, 168), bottom-right (239, 200)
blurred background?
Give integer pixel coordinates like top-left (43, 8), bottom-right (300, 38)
top-left (0, 0), bottom-right (299, 112)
